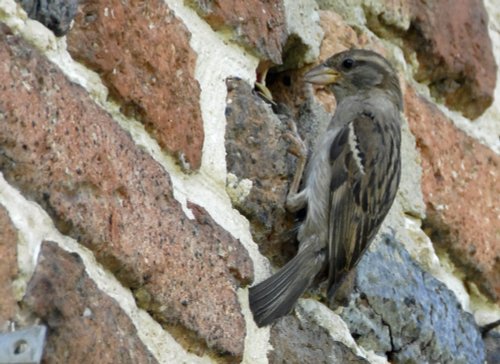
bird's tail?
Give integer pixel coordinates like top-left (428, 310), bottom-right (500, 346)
top-left (249, 243), bottom-right (324, 327)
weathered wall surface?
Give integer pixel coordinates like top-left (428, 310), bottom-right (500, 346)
top-left (0, 0), bottom-right (498, 363)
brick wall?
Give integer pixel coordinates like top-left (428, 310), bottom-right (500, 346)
top-left (0, 0), bottom-right (498, 362)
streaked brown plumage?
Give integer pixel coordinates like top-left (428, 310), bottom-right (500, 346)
top-left (249, 49), bottom-right (403, 327)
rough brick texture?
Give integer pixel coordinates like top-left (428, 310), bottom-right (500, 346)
top-left (0, 24), bottom-right (252, 357)
top-left (324, 0), bottom-right (497, 119)
top-left (24, 241), bottom-right (158, 364)
top-left (225, 78), bottom-right (299, 265)
top-left (405, 86), bottom-right (500, 301)
top-left (67, 0), bottom-right (204, 170)
top-left (405, 0), bottom-right (497, 119)
top-left (188, 0), bottom-right (286, 64)
top-left (0, 205), bottom-right (18, 331)
top-left (1, 0), bottom-right (499, 361)
top-left (269, 315), bottom-right (369, 364)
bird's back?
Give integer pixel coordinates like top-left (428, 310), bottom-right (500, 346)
top-left (322, 94), bottom-right (402, 294)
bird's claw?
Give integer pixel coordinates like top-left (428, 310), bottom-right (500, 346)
top-left (284, 129), bottom-right (307, 159)
top-left (255, 81), bottom-right (275, 105)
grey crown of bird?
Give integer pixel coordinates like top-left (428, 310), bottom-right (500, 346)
top-left (249, 49), bottom-right (403, 327)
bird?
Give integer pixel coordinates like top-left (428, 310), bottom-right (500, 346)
top-left (249, 49), bottom-right (403, 327)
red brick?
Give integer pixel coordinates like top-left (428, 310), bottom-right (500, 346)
top-left (326, 0), bottom-right (496, 118)
top-left (362, 0), bottom-right (497, 119)
top-left (25, 241), bottom-right (158, 364)
top-left (404, 86), bottom-right (500, 301)
top-left (0, 25), bottom-right (252, 357)
top-left (188, 0), bottom-right (286, 64)
top-left (67, 0), bottom-right (203, 170)
top-left (406, 0), bottom-right (496, 119)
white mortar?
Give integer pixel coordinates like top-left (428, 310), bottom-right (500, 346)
top-left (0, 174), bottom-right (213, 363)
top-left (0, 0), bottom-right (272, 361)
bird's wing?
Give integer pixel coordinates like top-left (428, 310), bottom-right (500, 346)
top-left (326, 111), bottom-right (400, 296)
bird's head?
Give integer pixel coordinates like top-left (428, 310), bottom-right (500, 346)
top-left (304, 49), bottom-right (403, 111)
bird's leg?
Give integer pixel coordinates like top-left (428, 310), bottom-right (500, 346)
top-left (328, 268), bottom-right (357, 310)
top-left (284, 119), bottom-right (308, 213)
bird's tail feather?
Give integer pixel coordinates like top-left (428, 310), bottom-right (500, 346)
top-left (249, 244), bottom-right (323, 327)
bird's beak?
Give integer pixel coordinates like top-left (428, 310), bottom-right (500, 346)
top-left (304, 65), bottom-right (340, 85)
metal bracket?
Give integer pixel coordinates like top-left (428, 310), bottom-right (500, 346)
top-left (0, 325), bottom-right (46, 364)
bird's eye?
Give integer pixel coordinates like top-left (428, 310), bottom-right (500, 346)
top-left (342, 58), bottom-right (355, 69)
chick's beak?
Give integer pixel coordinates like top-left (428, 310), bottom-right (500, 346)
top-left (304, 65), bottom-right (340, 85)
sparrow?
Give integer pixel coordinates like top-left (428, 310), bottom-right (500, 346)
top-left (249, 49), bottom-right (403, 327)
